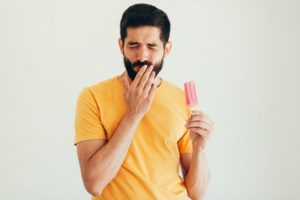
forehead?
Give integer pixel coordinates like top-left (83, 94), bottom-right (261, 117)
top-left (125, 26), bottom-right (162, 44)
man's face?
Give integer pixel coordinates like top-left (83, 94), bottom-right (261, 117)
top-left (120, 26), bottom-right (168, 81)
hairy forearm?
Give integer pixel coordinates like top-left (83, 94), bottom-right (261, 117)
top-left (85, 112), bottom-right (143, 194)
top-left (185, 150), bottom-right (211, 200)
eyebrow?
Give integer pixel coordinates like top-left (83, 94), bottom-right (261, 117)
top-left (127, 41), bottom-right (139, 45)
top-left (127, 41), bottom-right (158, 46)
top-left (148, 43), bottom-right (158, 46)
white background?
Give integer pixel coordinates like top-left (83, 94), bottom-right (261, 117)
top-left (0, 0), bottom-right (299, 199)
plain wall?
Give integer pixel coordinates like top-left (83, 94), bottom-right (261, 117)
top-left (0, 0), bottom-right (299, 199)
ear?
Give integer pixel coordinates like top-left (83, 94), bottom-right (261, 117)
top-left (118, 38), bottom-right (124, 55)
top-left (163, 41), bottom-right (172, 57)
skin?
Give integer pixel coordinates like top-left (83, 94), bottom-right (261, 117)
top-left (76, 26), bottom-right (214, 199)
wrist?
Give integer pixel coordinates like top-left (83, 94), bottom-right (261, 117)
top-left (124, 111), bottom-right (144, 122)
top-left (192, 146), bottom-right (206, 156)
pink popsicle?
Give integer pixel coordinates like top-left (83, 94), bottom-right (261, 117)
top-left (184, 80), bottom-right (198, 107)
top-left (184, 81), bottom-right (207, 147)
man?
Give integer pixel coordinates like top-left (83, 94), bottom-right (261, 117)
top-left (75, 3), bottom-right (214, 200)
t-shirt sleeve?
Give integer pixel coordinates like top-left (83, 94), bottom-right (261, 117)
top-left (177, 129), bottom-right (193, 154)
top-left (74, 88), bottom-right (107, 145)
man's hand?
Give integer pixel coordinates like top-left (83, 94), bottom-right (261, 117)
top-left (185, 110), bottom-right (214, 151)
top-left (123, 65), bottom-right (158, 118)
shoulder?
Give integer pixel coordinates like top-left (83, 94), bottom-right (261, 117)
top-left (162, 78), bottom-right (186, 98)
top-left (88, 76), bottom-right (119, 93)
top-left (78, 76), bottom-right (119, 99)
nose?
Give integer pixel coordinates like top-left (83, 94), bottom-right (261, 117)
top-left (136, 45), bottom-right (150, 62)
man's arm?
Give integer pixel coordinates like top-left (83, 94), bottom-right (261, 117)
top-left (77, 111), bottom-right (143, 196)
top-left (76, 65), bottom-right (158, 196)
top-left (180, 151), bottom-right (211, 200)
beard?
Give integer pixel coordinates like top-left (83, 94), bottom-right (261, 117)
top-left (123, 56), bottom-right (164, 81)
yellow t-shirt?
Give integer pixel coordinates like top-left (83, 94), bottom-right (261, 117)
top-left (75, 76), bottom-right (193, 200)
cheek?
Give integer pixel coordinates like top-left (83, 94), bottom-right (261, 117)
top-left (123, 49), bottom-right (135, 59)
top-left (152, 51), bottom-right (164, 62)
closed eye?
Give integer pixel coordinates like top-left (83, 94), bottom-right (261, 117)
top-left (128, 45), bottom-right (138, 49)
top-left (148, 43), bottom-right (157, 47)
top-left (127, 42), bottom-right (139, 48)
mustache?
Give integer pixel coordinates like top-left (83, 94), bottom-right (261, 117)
top-left (132, 60), bottom-right (153, 68)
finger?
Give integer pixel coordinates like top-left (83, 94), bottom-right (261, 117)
top-left (188, 112), bottom-right (201, 121)
top-left (130, 65), bottom-right (148, 88)
top-left (147, 80), bottom-right (158, 102)
top-left (137, 65), bottom-right (153, 89)
top-left (190, 114), bottom-right (214, 126)
top-left (185, 121), bottom-right (211, 131)
top-left (189, 117), bottom-right (213, 128)
top-left (144, 71), bottom-right (155, 94)
top-left (189, 127), bottom-right (209, 138)
top-left (190, 110), bottom-right (202, 115)
top-left (190, 110), bottom-right (213, 122)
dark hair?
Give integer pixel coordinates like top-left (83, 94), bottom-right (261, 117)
top-left (120, 3), bottom-right (171, 45)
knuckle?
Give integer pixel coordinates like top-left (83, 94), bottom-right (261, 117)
top-left (137, 90), bottom-right (143, 95)
top-left (135, 89), bottom-right (142, 95)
